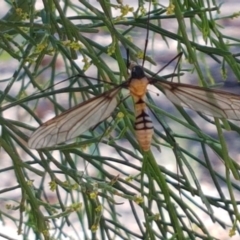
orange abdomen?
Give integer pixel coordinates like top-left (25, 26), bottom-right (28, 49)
top-left (134, 109), bottom-right (153, 151)
top-left (128, 75), bottom-right (153, 151)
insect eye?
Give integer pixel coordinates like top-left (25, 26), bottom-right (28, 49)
top-left (131, 65), bottom-right (145, 79)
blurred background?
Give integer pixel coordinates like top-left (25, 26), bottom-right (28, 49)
top-left (1, 0), bottom-right (240, 239)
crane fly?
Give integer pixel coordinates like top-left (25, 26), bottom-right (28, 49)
top-left (27, 2), bottom-right (240, 151)
top-left (28, 59), bottom-right (240, 151)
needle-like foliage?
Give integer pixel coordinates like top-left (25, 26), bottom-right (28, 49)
top-left (0, 0), bottom-right (240, 239)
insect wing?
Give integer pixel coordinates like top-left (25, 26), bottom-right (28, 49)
top-left (28, 87), bottom-right (121, 149)
top-left (157, 81), bottom-right (240, 120)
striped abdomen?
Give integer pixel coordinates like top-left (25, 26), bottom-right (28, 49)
top-left (134, 98), bottom-right (153, 151)
top-left (128, 67), bottom-right (153, 151)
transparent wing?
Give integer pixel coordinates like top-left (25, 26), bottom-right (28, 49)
top-left (157, 81), bottom-right (240, 120)
top-left (28, 87), bottom-right (121, 149)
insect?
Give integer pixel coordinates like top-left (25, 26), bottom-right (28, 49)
top-left (28, 57), bottom-right (240, 151)
top-left (27, 5), bottom-right (240, 151)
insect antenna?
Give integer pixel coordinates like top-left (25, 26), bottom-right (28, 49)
top-left (141, 0), bottom-right (151, 67)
